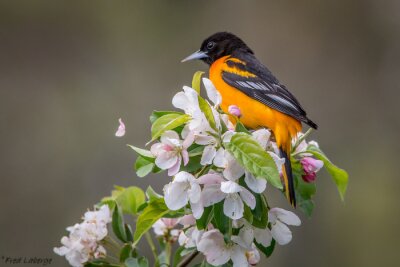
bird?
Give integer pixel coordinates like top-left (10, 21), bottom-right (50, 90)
top-left (181, 32), bottom-right (317, 207)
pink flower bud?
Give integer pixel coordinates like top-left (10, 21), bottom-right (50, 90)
top-left (300, 157), bottom-right (323, 183)
top-left (228, 105), bottom-right (242, 117)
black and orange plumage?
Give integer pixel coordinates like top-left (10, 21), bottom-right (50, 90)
top-left (182, 32), bottom-right (317, 207)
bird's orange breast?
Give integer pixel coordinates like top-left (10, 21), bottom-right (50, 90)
top-left (209, 56), bottom-right (301, 146)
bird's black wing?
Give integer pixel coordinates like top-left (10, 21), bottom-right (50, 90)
top-left (222, 53), bottom-right (317, 129)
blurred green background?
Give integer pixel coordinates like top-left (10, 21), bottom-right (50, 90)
top-left (0, 1), bottom-right (399, 266)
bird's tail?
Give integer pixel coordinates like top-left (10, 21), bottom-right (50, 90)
top-left (279, 144), bottom-right (296, 207)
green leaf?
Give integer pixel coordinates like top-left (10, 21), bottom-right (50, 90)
top-left (119, 243), bottom-right (133, 263)
top-left (196, 206), bottom-right (213, 230)
top-left (251, 194), bottom-right (268, 228)
top-left (306, 146), bottom-right (349, 201)
top-left (151, 114), bottom-right (191, 141)
top-left (125, 224), bottom-right (134, 242)
top-left (255, 239), bottom-right (276, 258)
top-left (127, 145), bottom-right (154, 159)
top-left (150, 110), bottom-right (184, 124)
top-left (192, 71), bottom-right (205, 93)
top-left (135, 157), bottom-right (155, 178)
top-left (198, 96), bottom-right (217, 131)
top-left (133, 198), bottom-right (170, 245)
top-left (188, 144), bottom-right (205, 157)
top-left (112, 203), bottom-right (128, 242)
top-left (103, 186), bottom-right (146, 215)
top-left (212, 202), bottom-right (230, 234)
top-left (181, 155), bottom-right (203, 173)
top-left (225, 133), bottom-right (282, 189)
top-left (145, 186), bottom-right (163, 201)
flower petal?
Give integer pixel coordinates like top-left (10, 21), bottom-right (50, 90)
top-left (271, 220), bottom-right (292, 245)
top-left (239, 187), bottom-right (256, 210)
top-left (188, 182), bottom-right (201, 203)
top-left (244, 171), bottom-right (267, 193)
top-left (252, 128), bottom-right (270, 149)
top-left (174, 171), bottom-right (195, 183)
top-left (172, 91), bottom-right (190, 111)
top-left (201, 185), bottom-right (226, 207)
top-left (213, 147), bottom-right (226, 168)
top-left (163, 182), bottom-right (188, 210)
top-left (202, 78), bottom-right (222, 106)
top-left (221, 181), bottom-right (242, 194)
top-left (168, 156), bottom-right (181, 176)
top-left (155, 153), bottom-right (178, 170)
top-left (200, 145), bottom-right (217, 165)
top-left (197, 173), bottom-right (224, 185)
top-left (198, 230), bottom-right (230, 266)
top-left (115, 118), bottom-right (125, 137)
top-left (231, 245), bottom-right (248, 267)
top-left (269, 208), bottom-right (301, 226)
top-left (190, 199), bottom-right (204, 219)
top-left (224, 194), bottom-right (244, 220)
top-left (254, 227), bottom-right (273, 247)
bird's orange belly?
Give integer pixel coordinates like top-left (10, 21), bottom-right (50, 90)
top-left (209, 57), bottom-right (302, 144)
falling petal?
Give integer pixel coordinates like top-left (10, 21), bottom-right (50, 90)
top-left (115, 118), bottom-right (125, 137)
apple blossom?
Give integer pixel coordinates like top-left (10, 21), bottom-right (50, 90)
top-left (151, 130), bottom-right (194, 176)
top-left (301, 157), bottom-right (324, 182)
top-left (268, 208), bottom-right (301, 245)
top-left (228, 105), bottom-right (242, 117)
top-left (152, 218), bottom-right (181, 241)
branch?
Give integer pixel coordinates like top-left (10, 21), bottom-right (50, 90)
top-left (177, 251), bottom-right (199, 267)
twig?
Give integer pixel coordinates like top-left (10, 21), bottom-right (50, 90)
top-left (177, 251), bottom-right (199, 267)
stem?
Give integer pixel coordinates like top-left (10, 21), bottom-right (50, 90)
top-left (145, 232), bottom-right (158, 262)
top-left (164, 241), bottom-right (172, 267)
top-left (177, 251), bottom-right (199, 267)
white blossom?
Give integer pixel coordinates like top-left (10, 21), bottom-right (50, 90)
top-left (54, 205), bottom-right (111, 267)
top-left (151, 130), bottom-right (193, 176)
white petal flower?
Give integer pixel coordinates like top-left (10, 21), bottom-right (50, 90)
top-left (115, 118), bottom-right (125, 137)
top-left (252, 128), bottom-right (271, 149)
top-left (202, 78), bottom-right (222, 106)
top-left (198, 229), bottom-right (258, 267)
top-left (54, 206), bottom-right (111, 267)
top-left (163, 171), bottom-right (201, 211)
top-left (201, 145), bottom-right (217, 165)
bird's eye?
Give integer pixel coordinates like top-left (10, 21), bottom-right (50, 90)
top-left (206, 41), bottom-right (215, 50)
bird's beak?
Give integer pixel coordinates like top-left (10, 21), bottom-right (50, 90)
top-left (181, 50), bottom-right (208, 62)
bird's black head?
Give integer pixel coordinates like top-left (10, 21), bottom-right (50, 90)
top-left (182, 32), bottom-right (253, 65)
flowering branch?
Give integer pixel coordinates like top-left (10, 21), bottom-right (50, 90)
top-left (54, 71), bottom-right (349, 267)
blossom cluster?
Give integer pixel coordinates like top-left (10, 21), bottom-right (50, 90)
top-left (55, 72), bottom-right (348, 267)
top-left (54, 205), bottom-right (111, 267)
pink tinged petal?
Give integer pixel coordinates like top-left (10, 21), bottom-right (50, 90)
top-left (271, 220), bottom-right (292, 245)
top-left (182, 130), bottom-right (195, 149)
top-left (197, 173), bottom-right (224, 185)
top-left (200, 145), bottom-right (217, 165)
top-left (161, 130), bottom-right (180, 143)
top-left (190, 199), bottom-right (204, 219)
top-left (231, 245), bottom-right (248, 267)
top-left (115, 118), bottom-right (126, 137)
top-left (161, 218), bottom-right (180, 228)
top-left (224, 193), bottom-right (244, 220)
top-left (221, 181), bottom-right (242, 194)
top-left (181, 149), bottom-right (189, 166)
top-left (254, 227), bottom-right (273, 247)
top-left (269, 208), bottom-right (301, 226)
top-left (152, 219), bottom-right (167, 236)
top-left (163, 182), bottom-right (189, 210)
top-left (150, 143), bottom-right (165, 157)
top-left (155, 153), bottom-right (178, 170)
top-left (198, 230), bottom-right (230, 266)
top-left (239, 187), bottom-right (256, 210)
top-left (179, 215), bottom-right (196, 226)
top-left (252, 129), bottom-right (271, 149)
top-left (201, 185), bottom-right (226, 207)
top-left (244, 171), bottom-right (267, 193)
top-left (302, 172), bottom-right (316, 183)
top-left (168, 156), bottom-right (182, 176)
top-left (202, 78), bottom-right (222, 106)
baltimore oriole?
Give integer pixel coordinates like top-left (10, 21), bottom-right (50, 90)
top-left (182, 32), bottom-right (317, 207)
